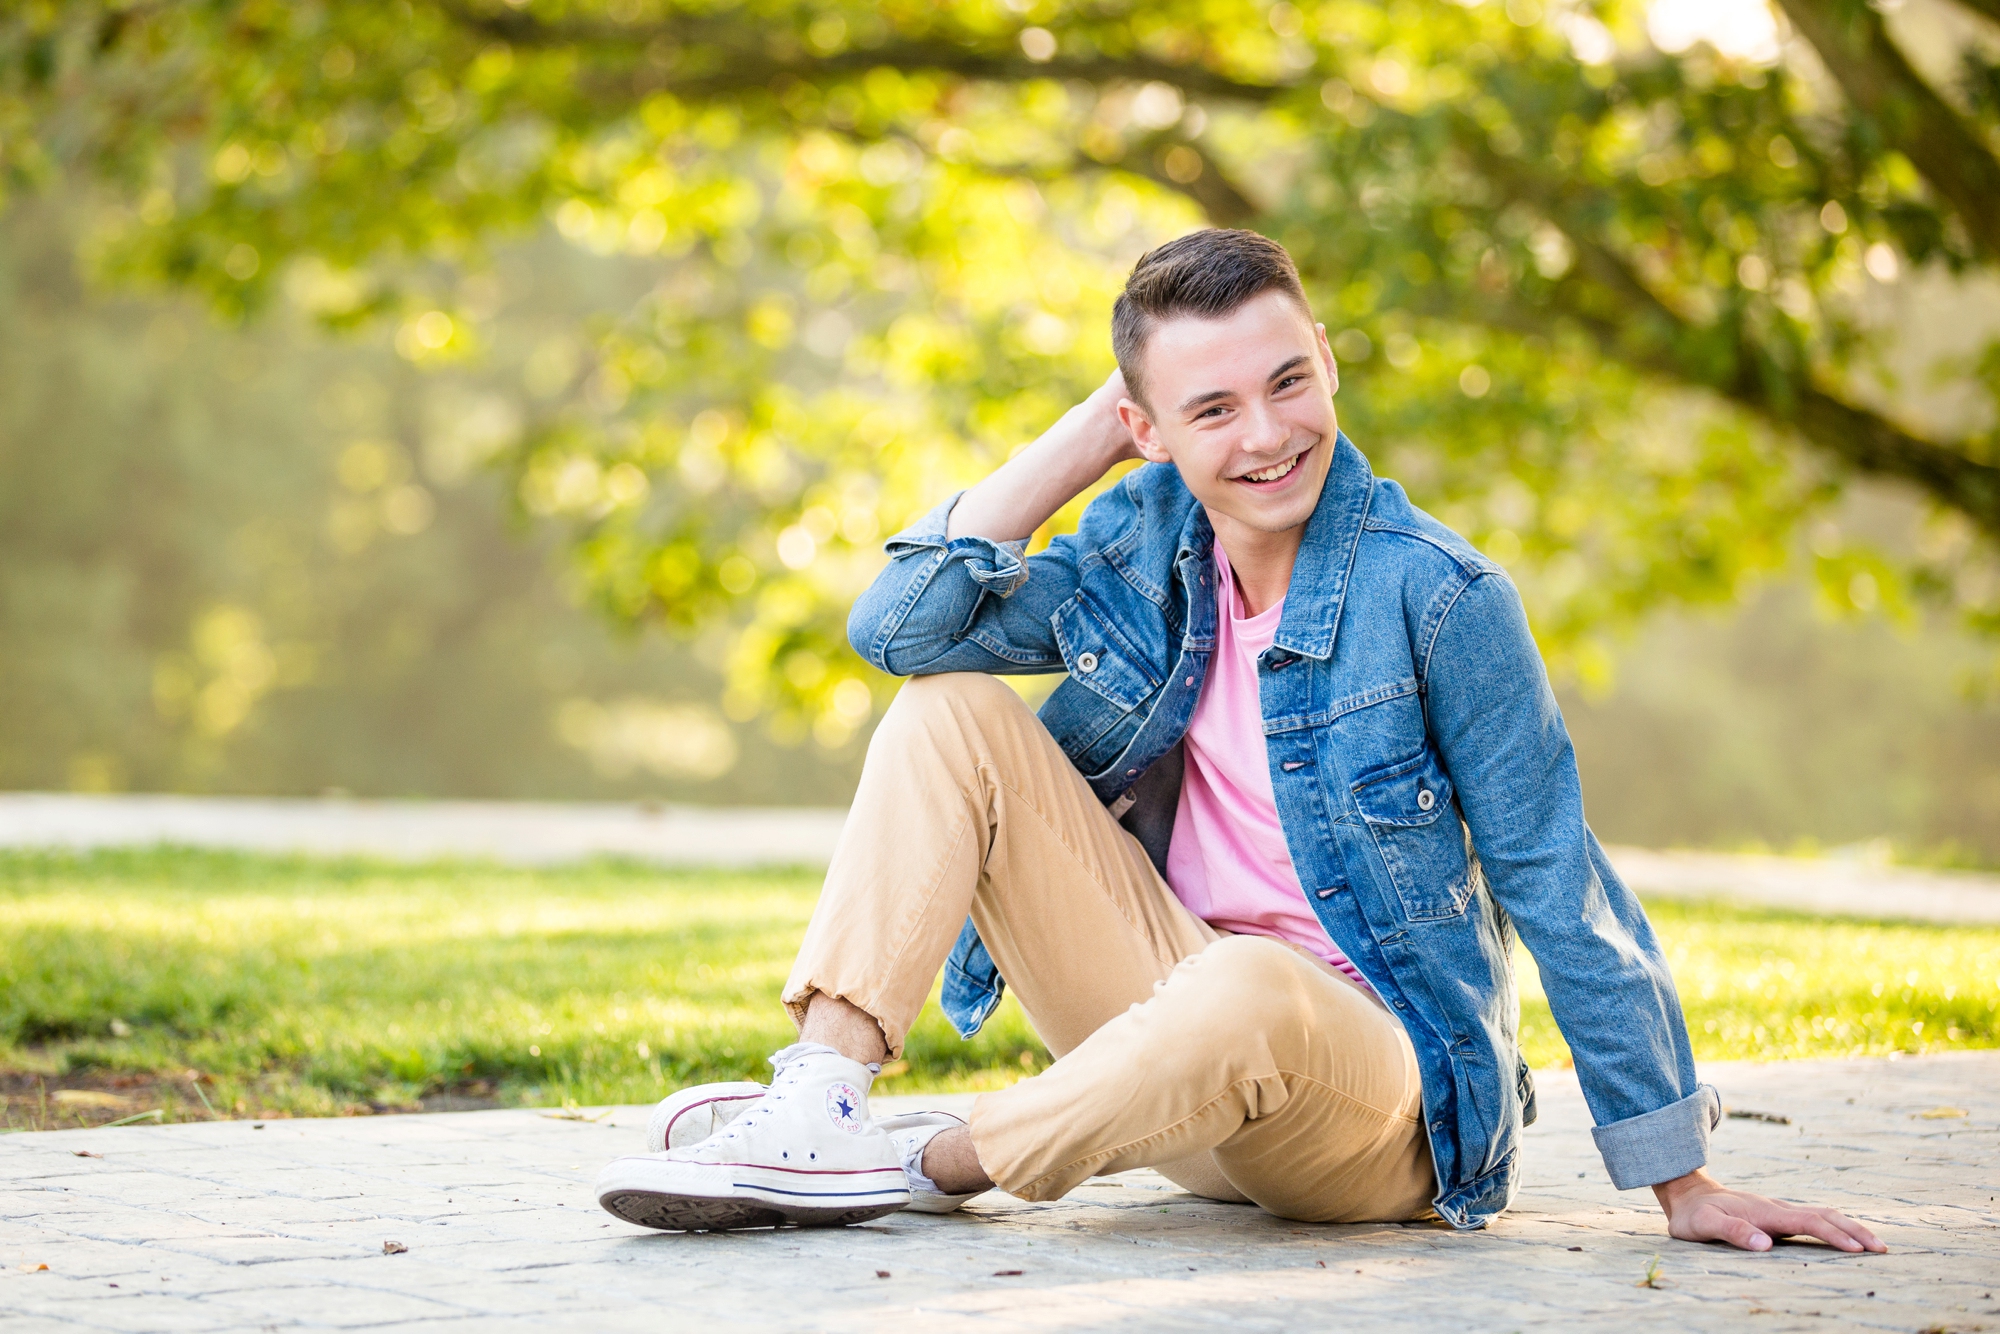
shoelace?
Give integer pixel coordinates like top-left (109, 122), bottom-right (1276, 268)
top-left (716, 1065), bottom-right (799, 1142)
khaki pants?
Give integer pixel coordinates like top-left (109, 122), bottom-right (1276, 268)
top-left (782, 673), bottom-right (1435, 1223)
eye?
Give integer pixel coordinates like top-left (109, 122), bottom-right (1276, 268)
top-left (1274, 374), bottom-right (1307, 392)
top-left (1193, 404), bottom-right (1228, 420)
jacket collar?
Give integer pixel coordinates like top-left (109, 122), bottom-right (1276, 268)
top-left (1275, 431), bottom-right (1374, 661)
top-left (1173, 431), bottom-right (1374, 663)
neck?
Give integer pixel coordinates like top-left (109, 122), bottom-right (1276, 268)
top-left (1209, 511), bottom-right (1304, 619)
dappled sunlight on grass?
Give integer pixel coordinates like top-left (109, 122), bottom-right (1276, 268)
top-left (2, 850), bottom-right (1992, 1127)
top-left (1517, 898), bottom-right (2000, 1067)
top-left (0, 849), bottom-right (1048, 1125)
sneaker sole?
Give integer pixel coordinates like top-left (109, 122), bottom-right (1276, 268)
top-left (599, 1189), bottom-right (904, 1232)
top-left (596, 1159), bottom-right (909, 1232)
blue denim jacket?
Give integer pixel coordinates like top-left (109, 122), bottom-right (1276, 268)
top-left (848, 433), bottom-right (1718, 1228)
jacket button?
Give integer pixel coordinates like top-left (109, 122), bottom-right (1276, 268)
top-left (1076, 652), bottom-right (1098, 674)
top-left (1126, 768), bottom-right (1138, 777)
top-left (1417, 789), bottom-right (1435, 811)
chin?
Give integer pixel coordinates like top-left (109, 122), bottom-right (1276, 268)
top-left (1246, 498), bottom-right (1322, 534)
top-left (1206, 486), bottom-right (1321, 535)
top-left (1239, 471), bottom-right (1331, 534)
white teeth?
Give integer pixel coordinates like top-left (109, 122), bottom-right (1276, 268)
top-left (1242, 453), bottom-right (1301, 483)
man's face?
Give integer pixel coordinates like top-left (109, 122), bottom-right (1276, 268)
top-left (1117, 289), bottom-right (1339, 540)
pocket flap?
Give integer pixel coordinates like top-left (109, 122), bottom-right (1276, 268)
top-left (1351, 748), bottom-right (1454, 827)
top-left (1051, 595), bottom-right (1159, 712)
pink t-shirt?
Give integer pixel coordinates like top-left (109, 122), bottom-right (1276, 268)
top-left (1165, 549), bottom-right (1372, 991)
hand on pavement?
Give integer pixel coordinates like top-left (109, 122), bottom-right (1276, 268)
top-left (1654, 1169), bottom-right (1885, 1253)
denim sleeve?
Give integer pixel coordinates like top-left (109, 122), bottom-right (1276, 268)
top-left (847, 492), bottom-right (1079, 677)
top-left (1423, 571), bottom-right (1717, 1190)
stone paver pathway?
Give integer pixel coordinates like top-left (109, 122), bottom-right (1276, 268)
top-left (4, 1053), bottom-right (1995, 1332)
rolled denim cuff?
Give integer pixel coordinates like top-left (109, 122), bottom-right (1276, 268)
top-left (955, 536), bottom-right (1029, 594)
top-left (1591, 1084), bottom-right (1721, 1190)
top-left (882, 493), bottom-right (1031, 598)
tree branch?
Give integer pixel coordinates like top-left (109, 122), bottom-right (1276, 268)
top-left (1774, 0), bottom-right (2000, 260)
top-left (456, 0), bottom-right (1271, 230)
top-left (1560, 255), bottom-right (2000, 536)
top-left (436, 0), bottom-right (2000, 533)
top-left (1944, 0), bottom-right (2000, 27)
top-left (1428, 272), bottom-right (2000, 534)
top-left (1444, 117), bottom-right (2000, 533)
top-left (1125, 134), bottom-right (1259, 225)
top-left (439, 4), bottom-right (1291, 106)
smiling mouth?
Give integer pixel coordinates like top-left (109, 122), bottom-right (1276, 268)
top-left (1236, 447), bottom-right (1309, 485)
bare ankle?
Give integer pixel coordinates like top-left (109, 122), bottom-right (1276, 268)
top-left (798, 992), bottom-right (891, 1068)
top-left (920, 1125), bottom-right (995, 1196)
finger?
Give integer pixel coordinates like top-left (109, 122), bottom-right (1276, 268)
top-left (1809, 1207), bottom-right (1887, 1254)
top-left (1843, 1217), bottom-right (1887, 1253)
top-left (1766, 1208), bottom-right (1863, 1252)
top-left (1697, 1208), bottom-right (1772, 1251)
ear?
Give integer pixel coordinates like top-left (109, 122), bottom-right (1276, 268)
top-left (1316, 323), bottom-right (1340, 397)
top-left (1119, 398), bottom-right (1174, 465)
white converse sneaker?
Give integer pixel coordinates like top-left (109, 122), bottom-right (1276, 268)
top-left (879, 1109), bottom-right (988, 1214)
top-left (596, 1044), bottom-right (909, 1231)
top-left (644, 1080), bottom-right (765, 1153)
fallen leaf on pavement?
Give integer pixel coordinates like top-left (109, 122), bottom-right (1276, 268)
top-left (72, 1150), bottom-right (103, 1158)
top-left (383, 1241), bottom-right (408, 1255)
top-left (992, 1270), bottom-right (1023, 1277)
top-left (18, 1264), bottom-right (49, 1272)
top-left (1916, 1106), bottom-right (1968, 1119)
top-left (875, 1270), bottom-right (891, 1279)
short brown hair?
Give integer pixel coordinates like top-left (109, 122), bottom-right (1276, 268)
top-left (1111, 229), bottom-right (1310, 409)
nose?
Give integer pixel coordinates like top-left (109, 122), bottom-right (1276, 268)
top-left (1239, 398), bottom-right (1293, 458)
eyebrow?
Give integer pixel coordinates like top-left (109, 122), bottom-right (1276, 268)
top-left (1174, 355), bottom-right (1315, 416)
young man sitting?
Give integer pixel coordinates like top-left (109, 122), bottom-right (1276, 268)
top-left (595, 228), bottom-right (1883, 1254)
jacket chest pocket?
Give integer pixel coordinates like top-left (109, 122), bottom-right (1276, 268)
top-left (1051, 594), bottom-right (1160, 713)
top-left (1351, 747), bottom-right (1473, 922)
top-left (1039, 594), bottom-right (1161, 776)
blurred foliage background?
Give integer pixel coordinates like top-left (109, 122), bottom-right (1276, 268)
top-left (3, 0), bottom-right (1999, 856)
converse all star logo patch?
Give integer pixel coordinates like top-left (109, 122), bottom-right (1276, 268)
top-left (825, 1081), bottom-right (864, 1133)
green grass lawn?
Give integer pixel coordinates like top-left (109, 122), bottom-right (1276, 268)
top-left (2, 848), bottom-right (1995, 1130)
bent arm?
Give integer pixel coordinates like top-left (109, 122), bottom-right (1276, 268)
top-left (946, 371), bottom-right (1140, 542)
top-left (849, 373), bottom-right (1138, 677)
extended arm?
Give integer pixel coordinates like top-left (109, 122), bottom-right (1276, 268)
top-left (1424, 572), bottom-right (1882, 1254)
